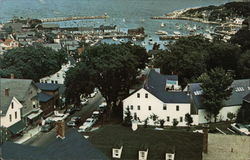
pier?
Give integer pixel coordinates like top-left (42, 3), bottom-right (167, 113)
top-left (151, 16), bottom-right (220, 25)
top-left (40, 15), bottom-right (109, 22)
top-left (159, 35), bottom-right (191, 40)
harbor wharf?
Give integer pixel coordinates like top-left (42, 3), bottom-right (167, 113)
top-left (151, 16), bottom-right (220, 25)
top-left (40, 15), bottom-right (109, 22)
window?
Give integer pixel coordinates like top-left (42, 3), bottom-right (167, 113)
top-left (141, 152), bottom-right (145, 158)
top-left (15, 112), bottom-right (18, 119)
top-left (11, 102), bottom-right (14, 109)
top-left (130, 105), bottom-right (133, 110)
top-left (163, 104), bottom-right (167, 110)
top-left (33, 104), bottom-right (36, 108)
top-left (167, 116), bottom-right (170, 122)
top-left (180, 117), bottom-right (183, 122)
top-left (9, 114), bottom-right (12, 122)
top-left (145, 93), bottom-right (148, 98)
top-left (57, 73), bottom-right (60, 77)
top-left (137, 93), bottom-right (140, 98)
top-left (51, 80), bottom-right (54, 84)
top-left (55, 80), bottom-right (58, 84)
top-left (148, 106), bottom-right (151, 110)
top-left (176, 105), bottom-right (179, 111)
top-left (137, 105), bottom-right (140, 110)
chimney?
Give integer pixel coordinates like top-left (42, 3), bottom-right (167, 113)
top-left (5, 88), bottom-right (10, 96)
top-left (202, 125), bottom-right (209, 154)
top-left (10, 74), bottom-right (14, 79)
top-left (56, 120), bottom-right (65, 139)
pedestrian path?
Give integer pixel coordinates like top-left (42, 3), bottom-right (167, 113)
top-left (14, 126), bottom-right (41, 144)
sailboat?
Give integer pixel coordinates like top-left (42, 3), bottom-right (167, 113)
top-left (160, 22), bottom-right (165, 27)
top-left (122, 18), bottom-right (126, 22)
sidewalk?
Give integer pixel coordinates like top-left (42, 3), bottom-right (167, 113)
top-left (14, 126), bottom-right (41, 144)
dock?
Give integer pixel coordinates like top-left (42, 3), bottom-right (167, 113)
top-left (94, 34), bottom-right (146, 40)
top-left (151, 16), bottom-right (220, 25)
top-left (159, 35), bottom-right (190, 40)
top-left (40, 15), bottom-right (109, 22)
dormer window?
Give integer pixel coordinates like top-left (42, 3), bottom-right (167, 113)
top-left (137, 93), bottom-right (140, 98)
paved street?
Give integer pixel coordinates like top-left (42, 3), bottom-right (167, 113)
top-left (24, 92), bottom-right (104, 147)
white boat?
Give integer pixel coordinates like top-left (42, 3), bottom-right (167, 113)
top-left (112, 37), bottom-right (118, 41)
top-left (119, 39), bottom-right (125, 43)
top-left (148, 38), bottom-right (155, 45)
top-left (155, 30), bottom-right (168, 35)
top-left (173, 31), bottom-right (181, 35)
top-left (132, 37), bottom-right (136, 41)
top-left (141, 41), bottom-right (146, 46)
top-left (163, 41), bottom-right (169, 46)
top-left (160, 22), bottom-right (165, 27)
top-left (122, 18), bottom-right (126, 22)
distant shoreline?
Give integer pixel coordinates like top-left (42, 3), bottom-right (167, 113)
top-left (151, 7), bottom-right (221, 25)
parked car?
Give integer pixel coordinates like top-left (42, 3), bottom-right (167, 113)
top-left (91, 111), bottom-right (100, 120)
top-left (81, 98), bottom-right (89, 106)
top-left (98, 102), bottom-right (107, 113)
top-left (41, 120), bottom-right (55, 132)
top-left (230, 123), bottom-right (250, 135)
top-left (78, 118), bottom-right (96, 132)
top-left (64, 106), bottom-right (77, 115)
top-left (89, 90), bottom-right (98, 98)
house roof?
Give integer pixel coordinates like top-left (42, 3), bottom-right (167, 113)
top-left (43, 43), bottom-right (62, 51)
top-left (0, 78), bottom-right (37, 103)
top-left (89, 125), bottom-right (203, 160)
top-left (0, 94), bottom-right (14, 115)
top-left (37, 93), bottom-right (53, 102)
top-left (188, 79), bottom-right (250, 110)
top-left (1, 129), bottom-right (109, 160)
top-left (243, 93), bottom-right (250, 103)
top-left (144, 70), bottom-right (189, 103)
top-left (35, 83), bottom-right (60, 91)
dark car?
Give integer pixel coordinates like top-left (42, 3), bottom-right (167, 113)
top-left (65, 107), bottom-right (77, 115)
top-left (41, 120), bottom-right (55, 132)
top-left (67, 117), bottom-right (81, 127)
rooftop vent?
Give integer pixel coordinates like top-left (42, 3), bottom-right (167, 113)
top-left (194, 90), bottom-right (203, 96)
top-left (235, 87), bottom-right (244, 92)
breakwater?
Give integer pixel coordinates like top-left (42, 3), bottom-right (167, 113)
top-left (40, 15), bottom-right (109, 22)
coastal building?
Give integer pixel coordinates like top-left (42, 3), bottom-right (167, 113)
top-left (185, 79), bottom-right (250, 123)
top-left (123, 70), bottom-right (198, 126)
top-left (0, 90), bottom-right (25, 136)
top-left (35, 83), bottom-right (60, 117)
top-left (0, 78), bottom-right (41, 126)
top-left (39, 57), bottom-right (75, 85)
top-left (0, 39), bottom-right (19, 54)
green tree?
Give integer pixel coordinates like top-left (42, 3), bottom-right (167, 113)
top-left (198, 68), bottom-right (233, 122)
top-left (231, 27), bottom-right (250, 51)
top-left (237, 50), bottom-right (250, 79)
top-left (206, 41), bottom-right (241, 72)
top-left (185, 113), bottom-right (193, 126)
top-left (154, 35), bottom-right (210, 86)
top-left (123, 107), bottom-right (132, 127)
top-left (172, 119), bottom-right (179, 127)
top-left (227, 112), bottom-right (235, 121)
top-left (65, 43), bottom-right (148, 119)
top-left (0, 44), bottom-right (67, 81)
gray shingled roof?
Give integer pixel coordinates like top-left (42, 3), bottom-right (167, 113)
top-left (0, 94), bottom-right (13, 115)
top-left (144, 70), bottom-right (189, 103)
top-left (1, 129), bottom-right (109, 160)
top-left (36, 83), bottom-right (60, 91)
top-left (243, 93), bottom-right (250, 103)
top-left (0, 78), bottom-right (35, 114)
top-left (37, 93), bottom-right (53, 102)
top-left (188, 79), bottom-right (250, 110)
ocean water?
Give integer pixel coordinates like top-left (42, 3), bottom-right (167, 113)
top-left (0, 0), bottom-right (232, 49)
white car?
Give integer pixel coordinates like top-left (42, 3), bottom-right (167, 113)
top-left (91, 111), bottom-right (100, 120)
top-left (78, 118), bottom-right (96, 132)
top-left (230, 123), bottom-right (250, 135)
top-left (81, 98), bottom-right (89, 105)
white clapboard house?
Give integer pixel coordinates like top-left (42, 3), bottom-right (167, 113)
top-left (123, 70), bottom-right (198, 126)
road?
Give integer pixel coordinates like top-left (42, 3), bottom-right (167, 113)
top-left (24, 92), bottom-right (104, 147)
